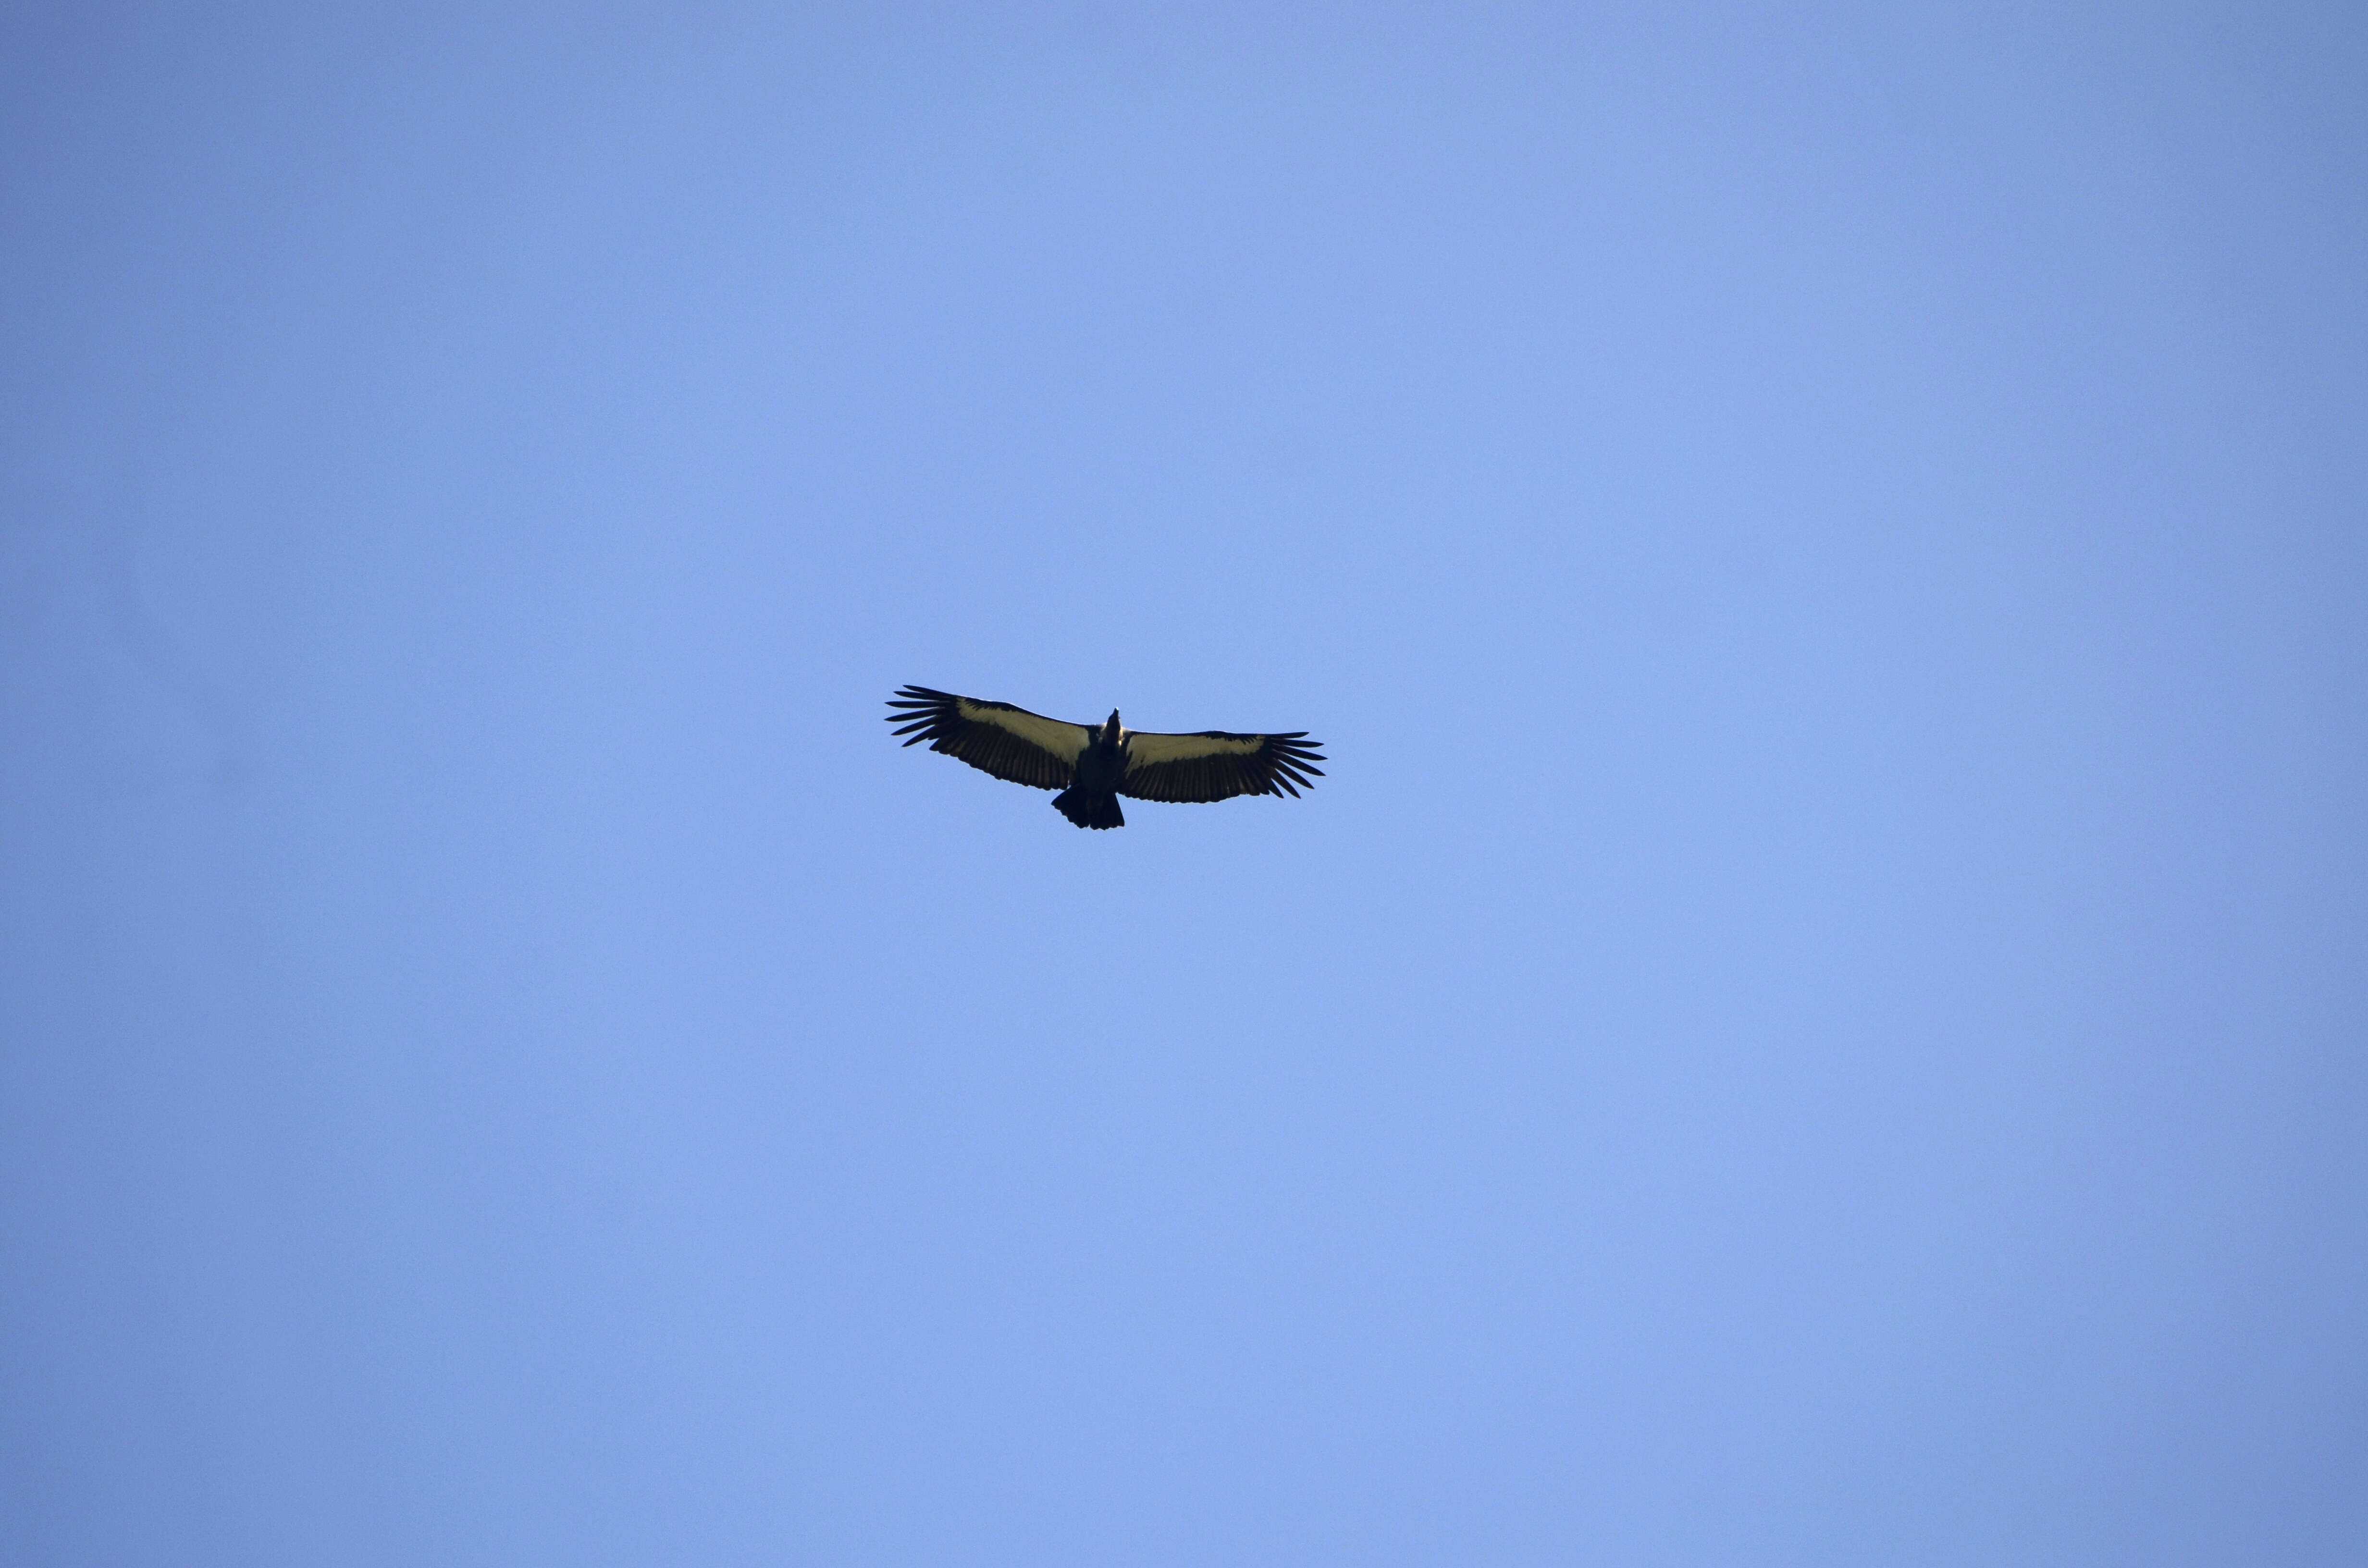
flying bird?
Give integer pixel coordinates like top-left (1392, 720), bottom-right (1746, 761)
top-left (886, 685), bottom-right (1325, 830)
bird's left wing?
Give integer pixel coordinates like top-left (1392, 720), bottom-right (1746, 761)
top-left (885, 685), bottom-right (1092, 791)
top-left (1119, 727), bottom-right (1326, 803)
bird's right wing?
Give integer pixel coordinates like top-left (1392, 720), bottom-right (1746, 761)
top-left (1119, 727), bottom-right (1325, 802)
top-left (885, 686), bottom-right (1091, 791)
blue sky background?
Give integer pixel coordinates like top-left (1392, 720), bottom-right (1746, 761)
top-left (4, 4), bottom-right (2364, 1563)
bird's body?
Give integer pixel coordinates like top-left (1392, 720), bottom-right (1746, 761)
top-left (1054, 710), bottom-right (1132, 829)
top-left (886, 686), bottom-right (1324, 830)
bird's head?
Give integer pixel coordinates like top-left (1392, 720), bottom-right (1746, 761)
top-left (1102, 708), bottom-right (1123, 743)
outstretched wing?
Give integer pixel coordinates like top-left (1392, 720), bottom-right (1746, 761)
top-left (1119, 728), bottom-right (1326, 803)
top-left (885, 686), bottom-right (1091, 791)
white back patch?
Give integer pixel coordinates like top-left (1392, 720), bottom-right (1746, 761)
top-left (1125, 731), bottom-right (1264, 767)
top-left (959, 698), bottom-right (1092, 762)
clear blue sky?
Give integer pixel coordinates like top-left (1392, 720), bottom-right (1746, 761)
top-left (4, 4), bottom-right (2363, 1563)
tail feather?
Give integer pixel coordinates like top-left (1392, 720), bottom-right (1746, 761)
top-left (1052, 788), bottom-right (1124, 830)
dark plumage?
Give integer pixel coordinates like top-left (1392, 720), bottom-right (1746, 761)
top-left (886, 685), bottom-right (1325, 830)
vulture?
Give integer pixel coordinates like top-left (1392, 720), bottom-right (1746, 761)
top-left (886, 685), bottom-right (1325, 830)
